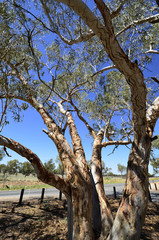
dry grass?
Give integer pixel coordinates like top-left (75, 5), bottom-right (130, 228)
top-left (0, 197), bottom-right (159, 240)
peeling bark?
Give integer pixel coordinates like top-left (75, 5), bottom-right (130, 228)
top-left (107, 141), bottom-right (150, 240)
top-left (71, 184), bottom-right (94, 240)
top-left (32, 101), bottom-right (85, 185)
top-left (146, 97), bottom-right (159, 136)
top-left (107, 97), bottom-right (159, 239)
top-left (2, 1), bottom-right (159, 239)
top-left (91, 130), bottom-right (113, 239)
top-left (66, 112), bottom-right (90, 181)
top-left (0, 134), bottom-right (94, 239)
top-left (37, 103), bottom-right (94, 238)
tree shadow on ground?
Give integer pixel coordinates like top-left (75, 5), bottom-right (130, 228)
top-left (0, 197), bottom-right (159, 240)
top-left (0, 198), bottom-right (67, 240)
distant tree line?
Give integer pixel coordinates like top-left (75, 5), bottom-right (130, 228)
top-left (0, 156), bottom-right (64, 179)
top-left (0, 147), bottom-right (158, 179)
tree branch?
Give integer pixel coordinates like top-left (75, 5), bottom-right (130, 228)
top-left (151, 77), bottom-right (159, 84)
top-left (146, 97), bottom-right (159, 138)
top-left (116, 14), bottom-right (159, 37)
top-left (101, 139), bottom-right (131, 147)
top-left (2, 64), bottom-right (88, 187)
top-left (111, 0), bottom-right (127, 19)
top-left (91, 129), bottom-right (113, 236)
top-left (146, 49), bottom-right (159, 54)
top-left (55, 101), bottom-right (90, 180)
top-left (105, 103), bottom-right (116, 141)
top-left (92, 65), bottom-right (116, 77)
top-left (69, 99), bottom-right (96, 138)
top-left (0, 98), bottom-right (11, 132)
top-left (0, 134), bottom-right (70, 197)
top-left (40, 0), bottom-right (95, 45)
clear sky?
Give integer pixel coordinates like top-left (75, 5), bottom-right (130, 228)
top-left (1, 54), bottom-right (159, 174)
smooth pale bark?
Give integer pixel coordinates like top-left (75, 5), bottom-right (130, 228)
top-left (31, 101), bottom-right (87, 187)
top-left (146, 97), bottom-right (159, 135)
top-left (2, 1), bottom-right (159, 239)
top-left (35, 104), bottom-right (94, 238)
top-left (7, 63), bottom-right (94, 238)
top-left (107, 97), bottom-right (159, 240)
top-left (107, 141), bottom-right (150, 240)
top-left (57, 104), bottom-right (95, 238)
top-left (91, 130), bottom-right (113, 239)
top-left (53, 1), bottom-right (157, 239)
top-left (66, 111), bottom-right (90, 181)
top-left (0, 133), bottom-right (94, 239)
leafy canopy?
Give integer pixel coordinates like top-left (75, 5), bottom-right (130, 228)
top-left (0, 0), bottom-right (159, 142)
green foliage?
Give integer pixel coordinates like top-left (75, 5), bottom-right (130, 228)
top-left (117, 164), bottom-right (127, 176)
top-left (150, 136), bottom-right (159, 175)
top-left (102, 161), bottom-right (112, 175)
top-left (0, 148), bottom-right (5, 161)
top-left (152, 136), bottom-right (159, 149)
top-left (0, 0), bottom-right (159, 145)
top-left (106, 172), bottom-right (114, 177)
top-left (44, 158), bottom-right (55, 173)
top-left (150, 157), bottom-right (159, 175)
top-left (19, 161), bottom-right (35, 177)
top-left (55, 156), bottom-right (64, 175)
top-left (6, 159), bottom-right (20, 175)
top-left (0, 163), bottom-right (7, 177)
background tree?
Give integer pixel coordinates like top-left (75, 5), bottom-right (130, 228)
top-left (150, 136), bottom-right (159, 175)
top-left (102, 161), bottom-right (112, 176)
top-left (150, 157), bottom-right (159, 175)
top-left (6, 159), bottom-right (20, 176)
top-left (107, 171), bottom-right (114, 177)
top-left (117, 163), bottom-right (126, 177)
top-left (0, 163), bottom-right (8, 178)
top-left (55, 156), bottom-right (65, 176)
top-left (0, 0), bottom-right (159, 239)
top-left (44, 159), bottom-right (56, 174)
top-left (0, 148), bottom-right (5, 161)
top-left (19, 161), bottom-right (35, 177)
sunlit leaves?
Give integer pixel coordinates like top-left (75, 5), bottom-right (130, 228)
top-left (0, 0), bottom-right (158, 136)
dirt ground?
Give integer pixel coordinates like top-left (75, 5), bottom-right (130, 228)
top-left (0, 197), bottom-right (159, 240)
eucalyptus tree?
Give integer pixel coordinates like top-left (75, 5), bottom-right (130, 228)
top-left (0, 1), bottom-right (159, 240)
top-left (117, 163), bottom-right (126, 177)
top-left (0, 148), bottom-right (5, 160)
top-left (44, 158), bottom-right (56, 173)
top-left (0, 163), bottom-right (8, 178)
top-left (150, 137), bottom-right (159, 174)
top-left (6, 159), bottom-right (20, 175)
top-left (150, 157), bottom-right (159, 175)
top-left (19, 161), bottom-right (35, 177)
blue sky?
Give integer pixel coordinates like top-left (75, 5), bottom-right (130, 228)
top-left (1, 54), bottom-right (159, 174)
top-left (0, 0), bottom-right (159, 174)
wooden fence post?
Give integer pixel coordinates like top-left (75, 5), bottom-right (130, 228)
top-left (148, 190), bottom-right (152, 202)
top-left (59, 191), bottom-right (62, 200)
top-left (19, 189), bottom-right (24, 205)
top-left (40, 188), bottom-right (45, 203)
top-left (113, 186), bottom-right (117, 199)
top-left (154, 183), bottom-right (157, 190)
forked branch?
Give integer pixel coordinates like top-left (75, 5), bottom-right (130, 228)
top-left (54, 101), bottom-right (90, 180)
